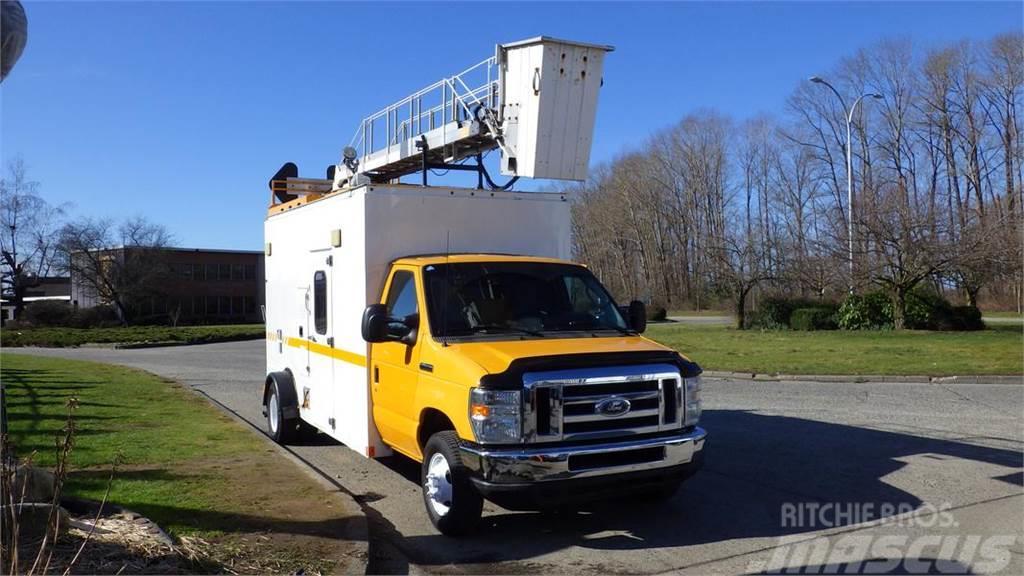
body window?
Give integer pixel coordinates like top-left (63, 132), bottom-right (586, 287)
top-left (314, 271), bottom-right (327, 334)
top-left (386, 271), bottom-right (418, 319)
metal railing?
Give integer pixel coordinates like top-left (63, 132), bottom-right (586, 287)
top-left (347, 55), bottom-right (501, 168)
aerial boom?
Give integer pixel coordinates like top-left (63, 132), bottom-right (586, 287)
top-left (330, 37), bottom-right (613, 190)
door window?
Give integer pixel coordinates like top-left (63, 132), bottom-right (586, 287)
top-left (386, 271), bottom-right (418, 319)
top-left (314, 270), bottom-right (327, 334)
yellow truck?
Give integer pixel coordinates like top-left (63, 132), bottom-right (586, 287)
top-left (261, 37), bottom-right (706, 535)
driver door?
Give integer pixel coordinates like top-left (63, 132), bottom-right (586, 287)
top-left (370, 266), bottom-right (422, 458)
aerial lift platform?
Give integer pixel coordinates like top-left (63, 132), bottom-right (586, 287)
top-left (269, 37), bottom-right (613, 204)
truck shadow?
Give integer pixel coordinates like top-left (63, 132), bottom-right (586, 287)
top-left (388, 408), bottom-right (1023, 566)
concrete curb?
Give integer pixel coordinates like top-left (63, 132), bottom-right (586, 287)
top-left (113, 336), bottom-right (264, 349)
top-left (702, 370), bottom-right (1023, 385)
top-left (5, 336), bottom-right (264, 350)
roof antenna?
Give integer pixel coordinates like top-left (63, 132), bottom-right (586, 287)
top-left (442, 230), bottom-right (450, 347)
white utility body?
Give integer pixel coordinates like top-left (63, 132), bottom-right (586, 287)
top-left (263, 184), bottom-right (571, 457)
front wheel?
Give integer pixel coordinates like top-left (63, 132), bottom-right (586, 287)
top-left (421, 431), bottom-right (483, 536)
top-left (266, 380), bottom-right (298, 444)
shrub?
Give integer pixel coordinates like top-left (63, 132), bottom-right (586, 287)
top-left (646, 306), bottom-right (668, 322)
top-left (68, 305), bottom-right (120, 328)
top-left (837, 292), bottom-right (891, 330)
top-left (839, 288), bottom-right (980, 331)
top-left (896, 288), bottom-right (950, 330)
top-left (21, 301), bottom-right (74, 326)
top-left (949, 305), bottom-right (984, 331)
top-left (747, 297), bottom-right (825, 330)
top-left (790, 307), bottom-right (838, 331)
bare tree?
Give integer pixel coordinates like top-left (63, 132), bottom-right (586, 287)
top-left (0, 159), bottom-right (66, 318)
top-left (571, 31), bottom-right (1021, 322)
top-left (59, 216), bottom-right (173, 325)
top-left (859, 187), bottom-right (957, 329)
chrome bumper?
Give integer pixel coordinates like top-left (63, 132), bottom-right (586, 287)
top-left (459, 426), bottom-right (706, 485)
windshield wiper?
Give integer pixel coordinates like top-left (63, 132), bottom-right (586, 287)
top-left (591, 325), bottom-right (637, 336)
top-left (465, 324), bottom-right (545, 337)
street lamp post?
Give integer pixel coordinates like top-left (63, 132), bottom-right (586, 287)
top-left (808, 76), bottom-right (882, 295)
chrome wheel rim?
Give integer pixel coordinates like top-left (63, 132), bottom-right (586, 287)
top-left (424, 452), bottom-right (453, 517)
top-left (268, 391), bottom-right (279, 433)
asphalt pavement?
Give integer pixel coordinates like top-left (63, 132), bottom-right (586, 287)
top-left (9, 341), bottom-right (1024, 575)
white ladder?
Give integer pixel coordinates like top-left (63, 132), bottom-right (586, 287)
top-left (337, 54), bottom-right (506, 185)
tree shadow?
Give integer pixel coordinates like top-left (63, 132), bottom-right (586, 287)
top-left (384, 409), bottom-right (1022, 567)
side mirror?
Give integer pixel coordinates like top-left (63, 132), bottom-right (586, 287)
top-left (361, 304), bottom-right (390, 342)
top-left (628, 300), bottom-right (647, 333)
top-left (361, 304), bottom-right (418, 345)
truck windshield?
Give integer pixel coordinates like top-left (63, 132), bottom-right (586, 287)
top-left (422, 261), bottom-right (629, 339)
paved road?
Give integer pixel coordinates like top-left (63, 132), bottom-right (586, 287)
top-left (11, 342), bottom-right (1024, 574)
top-left (666, 315), bottom-right (734, 325)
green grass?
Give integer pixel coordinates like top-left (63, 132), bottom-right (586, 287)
top-left (646, 323), bottom-right (1023, 376)
top-left (2, 353), bottom-right (265, 535)
top-left (982, 311), bottom-right (1023, 319)
top-left (1, 323), bottom-right (265, 347)
top-left (3, 354), bottom-right (364, 573)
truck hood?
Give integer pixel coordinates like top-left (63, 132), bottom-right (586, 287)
top-left (449, 335), bottom-right (677, 375)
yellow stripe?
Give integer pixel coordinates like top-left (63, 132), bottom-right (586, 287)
top-left (285, 336), bottom-right (367, 367)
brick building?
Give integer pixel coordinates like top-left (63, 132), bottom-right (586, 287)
top-left (71, 247), bottom-right (264, 324)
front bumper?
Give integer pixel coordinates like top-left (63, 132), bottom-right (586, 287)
top-left (459, 427), bottom-right (706, 508)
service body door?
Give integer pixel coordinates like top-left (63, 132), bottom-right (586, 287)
top-left (306, 249), bottom-right (336, 432)
top-left (370, 266), bottom-right (422, 458)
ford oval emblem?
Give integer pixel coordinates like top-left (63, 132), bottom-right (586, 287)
top-left (595, 396), bottom-right (631, 417)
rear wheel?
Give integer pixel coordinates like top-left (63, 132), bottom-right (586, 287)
top-left (421, 431), bottom-right (483, 536)
top-left (266, 381), bottom-right (298, 444)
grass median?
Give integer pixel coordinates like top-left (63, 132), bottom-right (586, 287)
top-left (646, 323), bottom-right (1023, 376)
top-left (1, 323), bottom-right (265, 347)
top-left (2, 353), bottom-right (360, 572)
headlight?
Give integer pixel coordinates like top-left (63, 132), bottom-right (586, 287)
top-left (469, 388), bottom-right (521, 444)
top-left (683, 376), bottom-right (702, 427)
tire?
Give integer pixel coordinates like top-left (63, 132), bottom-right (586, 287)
top-left (266, 380), bottom-right (298, 445)
top-left (421, 431), bottom-right (483, 536)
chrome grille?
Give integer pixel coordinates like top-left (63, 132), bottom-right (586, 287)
top-left (523, 364), bottom-right (683, 442)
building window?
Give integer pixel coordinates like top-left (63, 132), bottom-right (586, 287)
top-left (192, 296), bottom-right (203, 316)
top-left (219, 296), bottom-right (231, 316)
top-left (219, 264), bottom-right (231, 281)
top-left (193, 264), bottom-right (205, 281)
top-left (207, 295), bottom-right (218, 315)
top-left (244, 264), bottom-right (256, 280)
top-left (231, 296), bottom-right (243, 317)
top-left (244, 295), bottom-right (256, 314)
top-left (206, 264), bottom-right (218, 281)
top-left (314, 271), bottom-right (327, 334)
top-left (232, 264), bottom-right (243, 280)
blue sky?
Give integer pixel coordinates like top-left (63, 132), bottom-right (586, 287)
top-left (1, 1), bottom-right (1019, 250)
